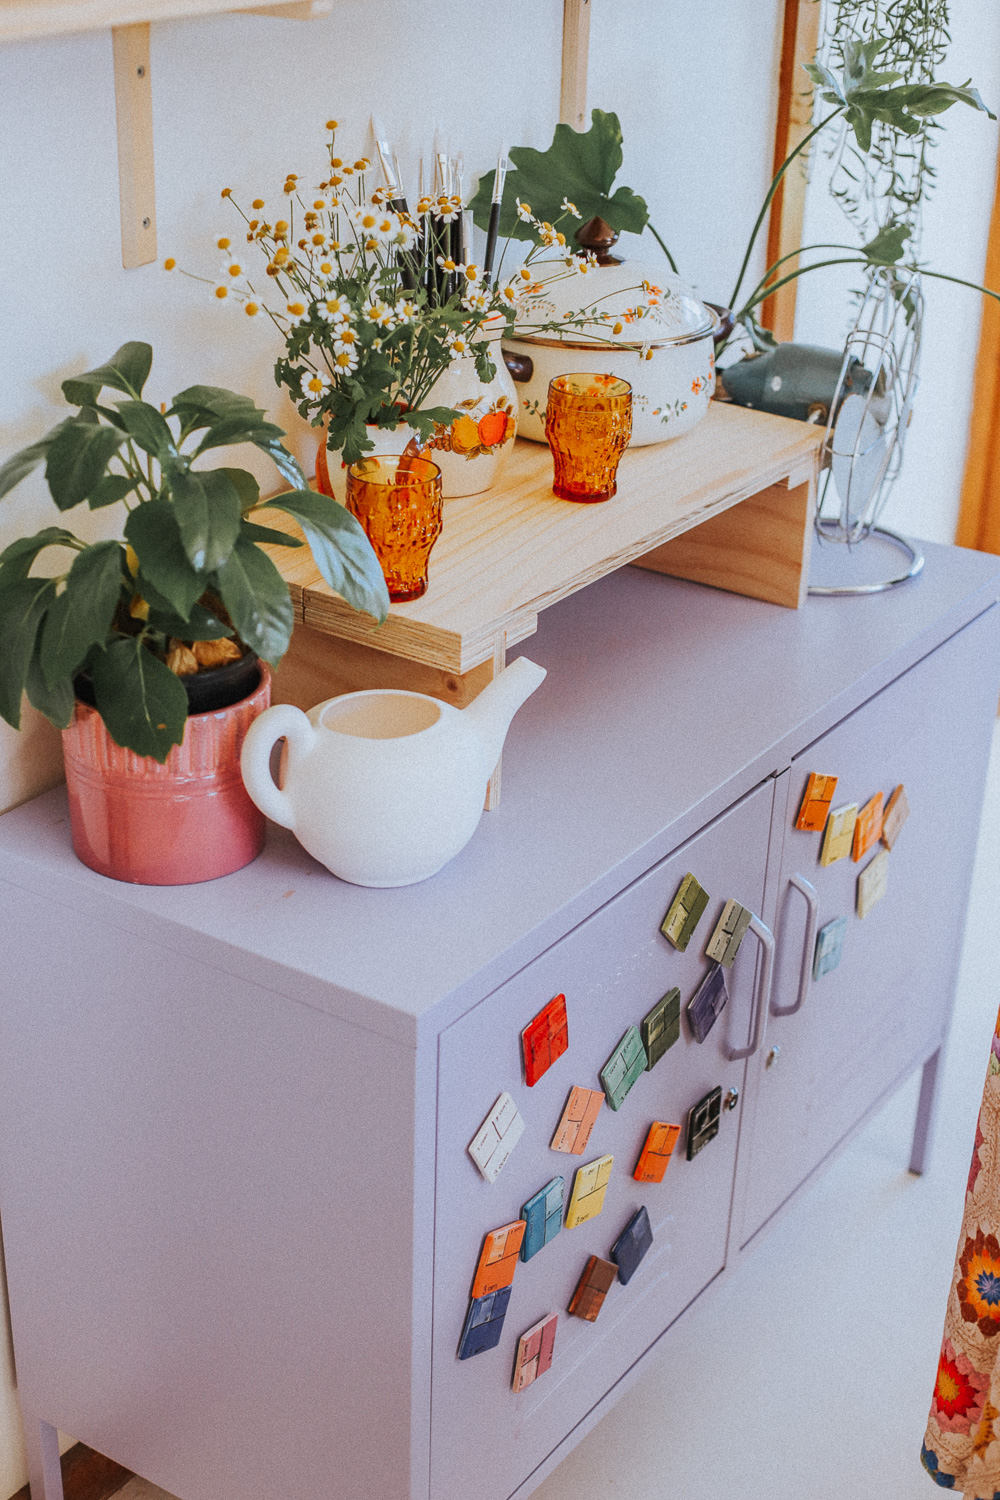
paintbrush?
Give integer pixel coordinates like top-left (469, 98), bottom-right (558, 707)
top-left (483, 144), bottom-right (508, 286)
top-left (370, 114), bottom-right (416, 290)
top-left (452, 153), bottom-right (466, 283)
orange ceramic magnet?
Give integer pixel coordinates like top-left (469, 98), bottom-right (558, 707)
top-left (852, 792), bottom-right (884, 862)
top-left (633, 1121), bottom-right (682, 1183)
top-left (522, 994), bottom-right (569, 1086)
top-left (471, 1219), bottom-right (527, 1298)
top-left (550, 1086), bottom-right (604, 1155)
top-left (795, 773), bottom-right (839, 832)
top-left (881, 784), bottom-right (910, 849)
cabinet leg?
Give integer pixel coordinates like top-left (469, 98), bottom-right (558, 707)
top-left (21, 1410), bottom-right (63, 1500)
top-left (909, 1047), bottom-right (943, 1176)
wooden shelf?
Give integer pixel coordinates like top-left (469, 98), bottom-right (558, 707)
top-left (0, 0), bottom-right (323, 42)
top-left (269, 403), bottom-right (822, 806)
top-left (274, 403), bottom-right (822, 677)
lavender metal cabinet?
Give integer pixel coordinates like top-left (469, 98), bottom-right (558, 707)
top-left (735, 608), bottom-right (1000, 1249)
top-left (432, 780), bottom-right (775, 1500)
top-left (1, 547), bottom-right (999, 1500)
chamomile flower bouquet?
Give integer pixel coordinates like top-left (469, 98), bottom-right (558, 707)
top-left (171, 121), bottom-right (659, 472)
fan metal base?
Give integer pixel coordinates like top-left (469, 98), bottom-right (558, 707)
top-left (807, 524), bottom-right (925, 597)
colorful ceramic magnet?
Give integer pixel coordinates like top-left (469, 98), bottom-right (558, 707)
top-left (512, 1312), bottom-right (557, 1392)
top-left (705, 899), bottom-right (753, 968)
top-left (852, 792), bottom-right (884, 862)
top-left (471, 1219), bottom-right (527, 1298)
top-left (567, 1255), bottom-right (617, 1321)
top-left (686, 964), bottom-right (728, 1044)
top-left (642, 989), bottom-right (681, 1070)
top-left (857, 847), bottom-right (889, 918)
top-left (633, 1121), bottom-right (681, 1183)
top-left (882, 784), bottom-right (910, 849)
top-left (564, 1154), bottom-right (614, 1228)
top-left (550, 1086), bottom-right (604, 1155)
top-left (610, 1205), bottom-right (653, 1285)
top-left (469, 1092), bottom-right (525, 1183)
top-left (819, 803), bottom-right (859, 867)
top-left (795, 773), bottom-right (839, 832)
top-left (660, 873), bottom-right (710, 952)
top-left (599, 1026), bottom-right (647, 1110)
top-left (520, 1177), bottom-right (565, 1261)
top-left (687, 1086), bottom-right (722, 1160)
top-left (812, 916), bottom-right (848, 980)
top-left (522, 993), bottom-right (569, 1087)
top-left (457, 1285), bottom-right (511, 1359)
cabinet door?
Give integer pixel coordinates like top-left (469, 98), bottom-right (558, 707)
top-left (738, 605), bottom-right (1000, 1249)
top-left (430, 779), bottom-right (775, 1500)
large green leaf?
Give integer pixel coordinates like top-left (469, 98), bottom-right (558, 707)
top-left (39, 541), bottom-right (125, 687)
top-left (251, 433), bottom-right (307, 492)
top-left (90, 636), bottom-right (188, 761)
top-left (215, 535), bottom-right (294, 666)
top-left (470, 109), bottom-right (649, 243)
top-left (168, 466), bottom-right (242, 573)
top-left (24, 638), bottom-right (74, 730)
top-left (88, 474), bottom-right (136, 510)
top-left (192, 416), bottom-right (287, 456)
top-left (45, 421), bottom-right (124, 510)
top-left (0, 526), bottom-right (80, 586)
top-left (124, 497), bottom-right (204, 620)
top-left (863, 222), bottom-right (911, 265)
top-left (261, 491), bottom-right (389, 624)
top-left (145, 599), bottom-right (233, 641)
top-left (62, 343), bottom-right (153, 407)
top-left (240, 520), bottom-right (304, 549)
top-left (0, 577), bottom-right (54, 729)
top-left (216, 466), bottom-right (260, 514)
top-left (0, 419), bottom-right (75, 501)
top-left (115, 400), bottom-right (179, 462)
top-left (169, 385), bottom-right (269, 425)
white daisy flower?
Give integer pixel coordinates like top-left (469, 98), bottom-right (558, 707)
top-left (212, 282), bottom-right (234, 305)
top-left (352, 206), bottom-right (380, 237)
top-left (462, 290), bottom-right (490, 312)
top-left (391, 222), bottom-right (417, 251)
top-left (317, 295), bottom-right (352, 324)
top-left (446, 331), bottom-right (472, 360)
top-left (304, 370), bottom-right (331, 396)
top-left (434, 195), bottom-right (462, 224)
top-left (394, 297), bottom-right (419, 323)
top-left (515, 198), bottom-right (535, 223)
top-left (331, 346), bottom-right (359, 372)
top-left (561, 197), bottom-right (581, 217)
top-left (285, 299), bottom-right (310, 326)
top-left (334, 326), bottom-right (360, 350)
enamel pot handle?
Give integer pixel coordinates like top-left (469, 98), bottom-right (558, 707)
top-left (240, 703), bottom-right (316, 830)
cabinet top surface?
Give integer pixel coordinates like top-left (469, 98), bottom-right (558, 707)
top-left (2, 540), bottom-right (998, 1034)
top-left (274, 404), bottom-right (822, 672)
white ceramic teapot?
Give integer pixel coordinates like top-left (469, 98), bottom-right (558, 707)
top-left (240, 657), bottom-right (546, 887)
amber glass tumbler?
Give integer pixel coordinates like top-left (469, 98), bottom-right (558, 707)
top-left (346, 455), bottom-right (443, 603)
top-left (544, 373), bottom-right (633, 502)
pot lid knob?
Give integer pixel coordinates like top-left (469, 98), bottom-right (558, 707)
top-left (575, 216), bottom-right (623, 265)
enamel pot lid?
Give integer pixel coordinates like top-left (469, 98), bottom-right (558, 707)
top-left (511, 216), bottom-right (717, 351)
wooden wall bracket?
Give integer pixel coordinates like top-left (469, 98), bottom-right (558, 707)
top-left (559, 0), bottom-right (590, 129)
top-left (112, 22), bottom-right (157, 268)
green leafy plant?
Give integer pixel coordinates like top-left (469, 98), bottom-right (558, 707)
top-left (0, 341), bottom-right (389, 761)
top-left (469, 109), bottom-right (679, 271)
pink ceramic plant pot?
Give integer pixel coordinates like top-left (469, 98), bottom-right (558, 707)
top-left (62, 664), bottom-right (271, 885)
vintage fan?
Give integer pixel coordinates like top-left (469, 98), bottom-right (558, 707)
top-left (810, 266), bottom-right (925, 596)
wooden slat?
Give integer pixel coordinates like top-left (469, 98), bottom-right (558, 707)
top-left (559, 0), bottom-right (590, 129)
top-left (111, 22), bottom-right (156, 268)
top-left (268, 405), bottom-right (822, 675)
top-left (10, 1442), bottom-right (131, 1500)
top-left (760, 0), bottom-right (822, 341)
top-left (956, 141), bottom-right (1000, 554)
top-left (0, 0), bottom-right (319, 39)
top-left (633, 475), bottom-right (815, 609)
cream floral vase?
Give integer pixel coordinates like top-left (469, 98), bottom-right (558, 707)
top-left (316, 336), bottom-right (517, 503)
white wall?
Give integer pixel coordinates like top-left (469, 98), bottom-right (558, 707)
top-left (0, 1), bottom-right (993, 1493)
top-left (794, 0), bottom-right (1000, 545)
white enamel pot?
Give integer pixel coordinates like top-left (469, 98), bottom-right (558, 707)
top-left (505, 258), bottom-right (719, 446)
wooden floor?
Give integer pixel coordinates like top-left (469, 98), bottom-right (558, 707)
top-left (10, 1445), bottom-right (132, 1500)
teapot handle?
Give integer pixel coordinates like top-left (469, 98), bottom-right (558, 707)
top-left (240, 703), bottom-right (317, 830)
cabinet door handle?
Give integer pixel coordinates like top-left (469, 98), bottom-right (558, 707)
top-left (725, 913), bottom-right (775, 1061)
top-left (770, 873), bottom-right (818, 1018)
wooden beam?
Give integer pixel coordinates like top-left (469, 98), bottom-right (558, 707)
top-left (559, 0), bottom-right (590, 129)
top-left (111, 22), bottom-right (156, 268)
top-left (956, 142), bottom-right (1000, 553)
top-left (759, 0), bottom-right (822, 341)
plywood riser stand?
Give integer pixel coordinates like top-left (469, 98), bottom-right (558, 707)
top-left (270, 403), bottom-right (822, 808)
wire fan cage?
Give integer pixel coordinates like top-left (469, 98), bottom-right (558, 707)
top-left (810, 265), bottom-right (925, 595)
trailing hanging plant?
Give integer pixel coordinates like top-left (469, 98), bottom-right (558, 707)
top-left (0, 341), bottom-right (389, 762)
top-left (821, 0), bottom-right (952, 250)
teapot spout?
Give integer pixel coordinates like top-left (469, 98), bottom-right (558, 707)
top-left (462, 656), bottom-right (547, 772)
